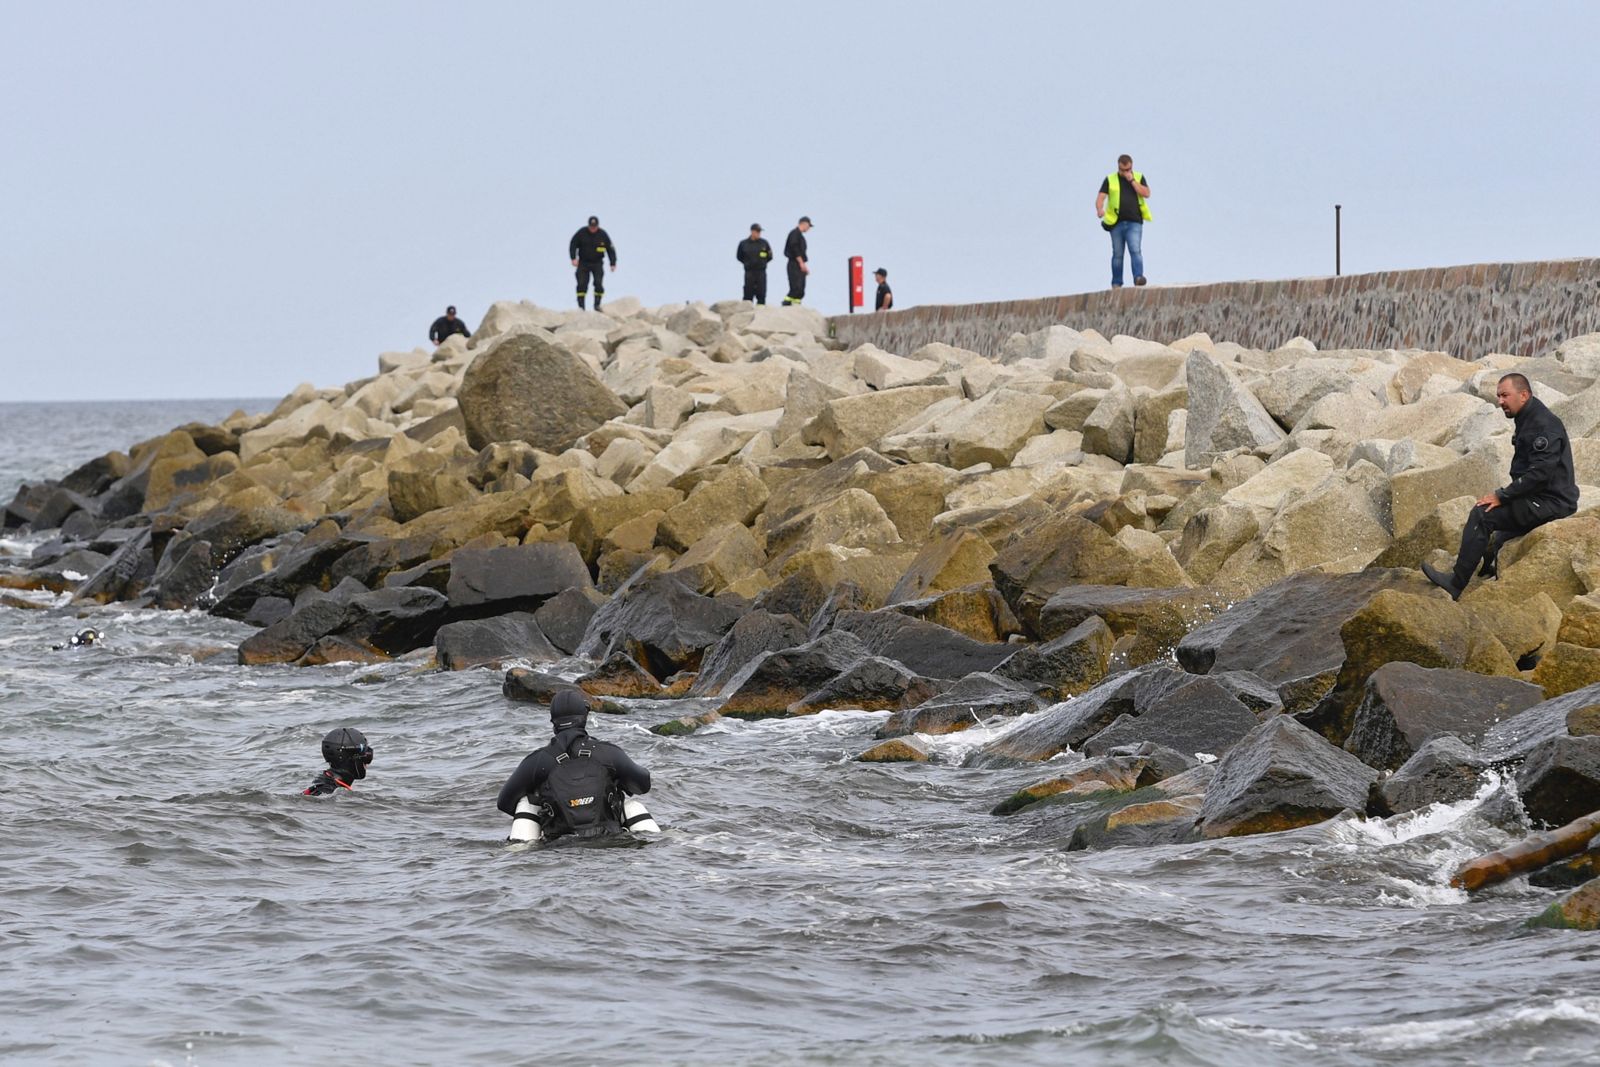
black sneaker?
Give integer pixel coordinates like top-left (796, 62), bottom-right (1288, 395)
top-left (1421, 562), bottom-right (1464, 601)
top-left (1134, 276), bottom-right (1148, 286)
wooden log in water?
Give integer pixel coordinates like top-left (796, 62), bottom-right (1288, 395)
top-left (1451, 810), bottom-right (1600, 892)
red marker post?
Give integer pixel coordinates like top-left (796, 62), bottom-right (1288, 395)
top-left (848, 256), bottom-right (864, 313)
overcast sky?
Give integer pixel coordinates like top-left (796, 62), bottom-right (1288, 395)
top-left (4, 1), bottom-right (1597, 402)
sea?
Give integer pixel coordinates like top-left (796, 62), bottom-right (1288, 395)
top-left (2, 400), bottom-right (1598, 1067)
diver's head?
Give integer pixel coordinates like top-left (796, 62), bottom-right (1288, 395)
top-left (321, 726), bottom-right (374, 780)
top-left (550, 689), bottom-right (590, 733)
top-left (70, 628), bottom-right (101, 647)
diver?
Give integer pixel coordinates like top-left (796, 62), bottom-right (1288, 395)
top-left (303, 727), bottom-right (374, 796)
top-left (496, 689), bottom-right (654, 842)
top-left (52, 627), bottom-right (101, 650)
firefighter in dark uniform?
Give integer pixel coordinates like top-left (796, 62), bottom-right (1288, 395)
top-left (428, 305), bottom-right (470, 345)
top-left (783, 216), bottom-right (812, 306)
top-left (736, 223), bottom-right (774, 304)
top-left (569, 216), bottom-right (617, 310)
top-left (1423, 372), bottom-right (1580, 600)
top-left (873, 268), bottom-right (893, 312)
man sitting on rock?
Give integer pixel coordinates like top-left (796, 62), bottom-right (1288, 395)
top-left (496, 689), bottom-right (651, 841)
top-left (1422, 372), bottom-right (1578, 600)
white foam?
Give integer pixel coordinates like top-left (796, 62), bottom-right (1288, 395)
top-left (1201, 994), bottom-right (1600, 1053)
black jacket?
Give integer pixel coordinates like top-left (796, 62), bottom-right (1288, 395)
top-left (429, 315), bottom-right (470, 344)
top-left (784, 227), bottom-right (807, 263)
top-left (495, 728), bottom-right (650, 816)
top-left (1498, 396), bottom-right (1579, 514)
top-left (570, 227), bottom-right (616, 266)
top-left (737, 237), bottom-right (774, 272)
top-left (303, 768), bottom-right (354, 796)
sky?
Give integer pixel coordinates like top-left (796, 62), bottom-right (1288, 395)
top-left (3, 1), bottom-right (1597, 402)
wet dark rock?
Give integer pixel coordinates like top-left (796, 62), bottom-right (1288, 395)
top-left (297, 635), bottom-right (390, 666)
top-left (1081, 675), bottom-right (1260, 758)
top-left (876, 672), bottom-right (1044, 738)
top-left (1344, 662), bottom-right (1544, 772)
top-left (59, 509), bottom-right (106, 542)
top-left (885, 585), bottom-right (1024, 644)
top-left (30, 548), bottom-right (111, 585)
top-left (971, 664), bottom-right (1180, 764)
top-left (31, 487), bottom-right (97, 531)
top-left (995, 615), bottom-right (1114, 701)
top-left (58, 452), bottom-right (129, 498)
top-left (650, 708), bottom-right (723, 736)
top-left (577, 572), bottom-right (745, 678)
top-left (146, 537), bottom-right (216, 610)
top-left (533, 586), bottom-right (607, 655)
top-left (502, 666), bottom-right (574, 706)
top-left (293, 576), bottom-right (369, 610)
top-left (1528, 845), bottom-right (1600, 890)
top-left (789, 656), bottom-right (945, 716)
top-left (242, 595), bottom-right (294, 628)
top-left (1516, 735), bottom-right (1600, 828)
top-left (1479, 681), bottom-right (1600, 765)
top-left (327, 534), bottom-right (436, 588)
top-left (691, 610), bottom-right (809, 697)
top-left (74, 527), bottom-right (156, 604)
top-left (175, 422), bottom-right (239, 456)
top-left (1376, 735), bottom-right (1487, 814)
top-left (1039, 584), bottom-right (1227, 667)
top-left (209, 523), bottom-right (351, 619)
top-left (445, 541), bottom-right (592, 612)
top-left (383, 556), bottom-right (452, 594)
top-left (856, 737), bottom-right (931, 763)
top-left (806, 581), bottom-right (870, 640)
top-left (988, 512), bottom-right (1143, 635)
top-left (1175, 569), bottom-right (1405, 713)
top-left (434, 612), bottom-right (560, 671)
top-left (3, 482), bottom-right (52, 528)
top-left (1207, 670), bottom-right (1284, 717)
top-left (828, 609), bottom-right (1015, 680)
top-left (1199, 716), bottom-right (1378, 839)
top-left (750, 568), bottom-right (831, 627)
top-left (238, 586), bottom-right (451, 665)
top-left (578, 651), bottom-right (667, 698)
top-left (715, 630), bottom-right (871, 719)
top-left (993, 751), bottom-right (1173, 816)
top-left (1526, 876), bottom-right (1600, 930)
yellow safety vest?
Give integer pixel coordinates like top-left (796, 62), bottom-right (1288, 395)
top-left (1102, 171), bottom-right (1152, 226)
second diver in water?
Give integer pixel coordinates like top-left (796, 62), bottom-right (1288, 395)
top-left (303, 727), bottom-right (374, 796)
top-left (496, 689), bottom-right (653, 842)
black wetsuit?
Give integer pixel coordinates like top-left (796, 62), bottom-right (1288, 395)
top-left (496, 727), bottom-right (650, 836)
top-left (1449, 395), bottom-right (1579, 584)
top-left (737, 236), bottom-right (774, 304)
top-left (429, 315), bottom-right (470, 344)
top-left (303, 767), bottom-right (357, 796)
top-left (783, 227), bottom-right (808, 305)
top-left (569, 227), bottom-right (617, 309)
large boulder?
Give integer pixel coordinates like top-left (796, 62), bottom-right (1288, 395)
top-left (972, 664), bottom-right (1182, 764)
top-left (886, 585), bottom-right (1023, 645)
top-left (988, 513), bottom-right (1145, 634)
top-left (238, 586), bottom-right (452, 665)
top-left (444, 542), bottom-right (592, 612)
top-left (1377, 735), bottom-right (1487, 814)
top-left (876, 672), bottom-right (1045, 738)
top-left (879, 389), bottom-right (1054, 468)
top-left (576, 572), bottom-right (745, 678)
top-left (1038, 585), bottom-right (1227, 668)
top-left (828, 609), bottom-right (1016, 680)
top-left (656, 464), bottom-right (769, 552)
top-left (1479, 680), bottom-right (1600, 764)
top-left (1080, 675), bottom-right (1262, 759)
top-left (790, 656), bottom-right (945, 716)
top-left (1516, 735), bottom-right (1600, 827)
top-left (801, 384), bottom-right (962, 461)
top-left (1344, 662), bottom-right (1544, 771)
top-left (532, 586), bottom-right (607, 655)
top-left (886, 530), bottom-right (996, 605)
top-left (994, 616), bottom-right (1114, 701)
top-left (456, 332), bottom-right (627, 451)
top-left (715, 630), bottom-right (871, 718)
top-left (1184, 350), bottom-right (1287, 468)
top-left (1199, 716), bottom-right (1378, 838)
top-left (691, 610), bottom-right (810, 697)
top-left (434, 613), bottom-right (561, 670)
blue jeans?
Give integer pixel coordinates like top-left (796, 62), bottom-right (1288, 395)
top-left (1110, 221), bottom-right (1144, 287)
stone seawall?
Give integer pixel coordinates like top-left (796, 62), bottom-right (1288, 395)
top-left (830, 258), bottom-right (1600, 357)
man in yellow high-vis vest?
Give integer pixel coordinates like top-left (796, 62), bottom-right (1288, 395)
top-left (1095, 154), bottom-right (1151, 288)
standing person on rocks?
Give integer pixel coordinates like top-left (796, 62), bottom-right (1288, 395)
top-left (736, 223), bottom-right (774, 305)
top-left (303, 727), bottom-right (374, 796)
top-left (1422, 372), bottom-right (1579, 600)
top-left (1096, 154), bottom-right (1151, 288)
top-left (428, 305), bottom-right (471, 345)
top-left (783, 216), bottom-right (812, 306)
top-left (569, 216), bottom-right (617, 311)
top-left (873, 268), bottom-right (893, 311)
top-left (496, 689), bottom-right (652, 841)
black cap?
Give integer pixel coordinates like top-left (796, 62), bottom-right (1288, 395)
top-left (446, 305), bottom-right (457, 315)
top-left (587, 215), bottom-right (599, 226)
top-left (750, 223), bottom-right (762, 231)
top-left (799, 216), bottom-right (813, 225)
top-left (873, 268), bottom-right (887, 278)
top-left (550, 689), bottom-right (590, 731)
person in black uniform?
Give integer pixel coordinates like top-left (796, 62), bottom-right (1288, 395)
top-left (569, 216), bottom-right (617, 310)
top-left (303, 727), bottom-right (374, 796)
top-left (873, 268), bottom-right (893, 312)
top-left (736, 223), bottom-right (774, 304)
top-left (1422, 372), bottom-right (1579, 600)
top-left (496, 689), bottom-right (650, 840)
top-left (783, 216), bottom-right (812, 306)
top-left (428, 305), bottom-right (471, 345)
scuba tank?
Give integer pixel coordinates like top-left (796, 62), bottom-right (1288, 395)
top-left (506, 795), bottom-right (659, 843)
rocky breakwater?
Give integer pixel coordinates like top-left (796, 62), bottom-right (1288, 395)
top-left (10, 297), bottom-right (1600, 907)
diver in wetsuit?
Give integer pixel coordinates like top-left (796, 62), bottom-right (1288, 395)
top-left (51, 627), bottom-right (101, 650)
top-left (496, 689), bottom-right (651, 840)
top-left (303, 727), bottom-right (374, 796)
